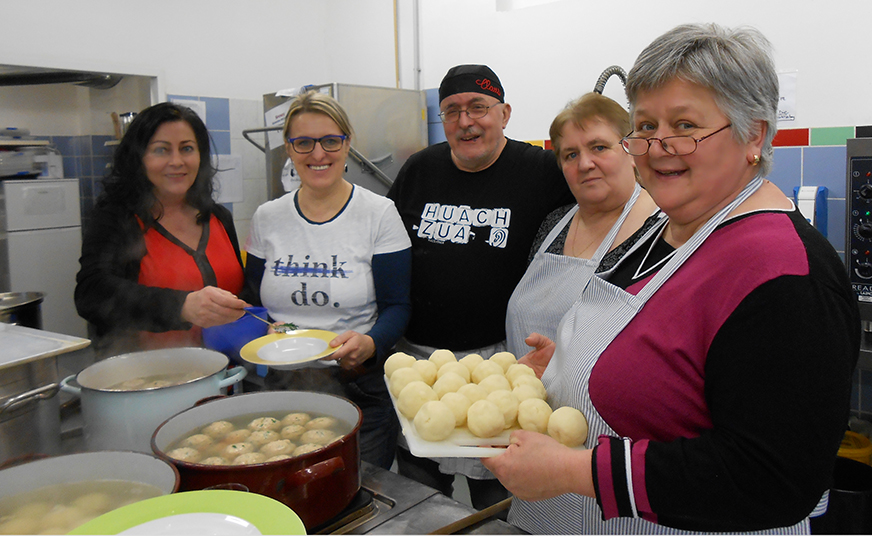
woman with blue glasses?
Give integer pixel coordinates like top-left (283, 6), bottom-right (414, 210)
top-left (241, 91), bottom-right (411, 469)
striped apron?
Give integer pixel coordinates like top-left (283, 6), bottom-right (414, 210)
top-left (509, 177), bottom-right (811, 534)
top-left (505, 184), bottom-right (643, 358)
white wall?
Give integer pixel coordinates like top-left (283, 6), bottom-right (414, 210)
top-left (410, 0), bottom-right (872, 140)
top-left (2, 0), bottom-right (870, 139)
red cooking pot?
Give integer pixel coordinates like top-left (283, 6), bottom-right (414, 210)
top-left (151, 391), bottom-right (362, 529)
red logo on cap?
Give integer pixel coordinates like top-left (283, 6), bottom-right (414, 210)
top-left (476, 78), bottom-right (501, 97)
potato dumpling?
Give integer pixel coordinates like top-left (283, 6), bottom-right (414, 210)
top-left (517, 398), bottom-right (552, 433)
top-left (260, 439), bottom-right (294, 457)
top-left (294, 443), bottom-right (324, 456)
top-left (513, 384), bottom-right (546, 402)
top-left (180, 433), bottom-right (214, 450)
top-left (281, 412), bottom-right (311, 427)
top-left (200, 456), bottom-right (230, 466)
top-left (0, 516), bottom-right (40, 535)
top-left (266, 454), bottom-right (292, 463)
top-left (489, 351), bottom-right (517, 372)
top-left (281, 424), bottom-right (306, 441)
top-left (222, 428), bottom-right (252, 444)
top-left (398, 380), bottom-right (438, 419)
top-left (384, 351), bottom-right (417, 378)
top-left (511, 374), bottom-right (547, 399)
top-left (248, 429), bottom-right (279, 446)
top-left (432, 371), bottom-right (468, 399)
top-left (41, 505), bottom-right (88, 534)
top-left (437, 362), bottom-right (471, 383)
top-left (548, 406), bottom-right (589, 447)
top-left (202, 420), bottom-right (235, 438)
top-left (13, 502), bottom-right (52, 519)
top-left (411, 359), bottom-right (438, 386)
top-left (301, 428), bottom-right (338, 445)
top-left (232, 452), bottom-right (266, 466)
top-left (428, 349), bottom-right (457, 370)
top-left (72, 492), bottom-right (112, 514)
top-left (248, 417), bottom-right (281, 431)
top-left (305, 416), bottom-right (338, 430)
top-left (471, 360), bottom-right (504, 384)
top-left (506, 363), bottom-right (536, 385)
top-left (223, 441), bottom-right (255, 460)
top-left (458, 353), bottom-right (484, 375)
top-left (478, 373), bottom-right (511, 394)
top-left (440, 391), bottom-right (472, 426)
top-left (390, 367), bottom-right (424, 397)
top-left (167, 447), bottom-right (201, 463)
top-left (413, 400), bottom-right (456, 442)
top-left (466, 400), bottom-right (506, 438)
top-left (486, 390), bottom-right (520, 429)
top-left (457, 382), bottom-right (489, 404)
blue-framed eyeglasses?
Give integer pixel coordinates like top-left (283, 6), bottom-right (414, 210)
top-left (621, 124), bottom-right (732, 156)
top-left (286, 134), bottom-right (347, 154)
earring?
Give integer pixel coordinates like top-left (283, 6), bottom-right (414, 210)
top-left (751, 155), bottom-right (760, 166)
top-left (290, 167), bottom-right (295, 177)
top-left (345, 164), bottom-right (348, 173)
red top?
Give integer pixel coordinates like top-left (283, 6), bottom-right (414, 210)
top-left (137, 213), bottom-right (243, 349)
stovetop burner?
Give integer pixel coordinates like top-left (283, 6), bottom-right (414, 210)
top-left (310, 487), bottom-right (383, 535)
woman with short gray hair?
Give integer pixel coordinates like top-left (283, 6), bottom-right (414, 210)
top-left (483, 23), bottom-right (858, 534)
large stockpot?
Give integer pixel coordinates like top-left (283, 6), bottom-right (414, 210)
top-left (0, 356), bottom-right (60, 463)
top-left (151, 391), bottom-right (362, 530)
top-left (60, 347), bottom-right (247, 453)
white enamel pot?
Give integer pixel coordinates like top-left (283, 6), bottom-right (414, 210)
top-left (60, 348), bottom-right (247, 453)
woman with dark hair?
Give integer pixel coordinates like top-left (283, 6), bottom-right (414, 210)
top-left (76, 102), bottom-right (248, 357)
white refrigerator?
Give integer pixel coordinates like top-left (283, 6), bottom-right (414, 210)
top-left (0, 179), bottom-right (87, 338)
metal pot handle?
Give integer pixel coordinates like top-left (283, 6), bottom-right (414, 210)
top-left (0, 383), bottom-right (60, 417)
top-left (59, 374), bottom-right (81, 396)
top-left (282, 456), bottom-right (345, 489)
top-left (217, 366), bottom-right (248, 388)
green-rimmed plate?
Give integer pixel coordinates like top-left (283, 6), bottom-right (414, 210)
top-left (69, 490), bottom-right (305, 535)
top-left (239, 330), bottom-right (339, 369)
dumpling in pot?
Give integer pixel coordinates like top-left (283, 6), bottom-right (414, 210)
top-left (222, 442), bottom-right (255, 460)
top-left (248, 429), bottom-right (279, 446)
top-left (260, 439), bottom-right (294, 457)
top-left (248, 417), bottom-right (281, 431)
top-left (300, 429), bottom-right (337, 445)
top-left (222, 429), bottom-right (252, 444)
top-left (180, 433), bottom-right (214, 450)
top-left (232, 452), bottom-right (266, 466)
top-left (281, 413), bottom-right (311, 427)
top-left (305, 416), bottom-right (337, 430)
top-left (200, 456), bottom-right (230, 466)
top-left (202, 421), bottom-right (235, 438)
top-left (281, 424), bottom-right (306, 441)
top-left (266, 454), bottom-right (292, 463)
top-left (167, 447), bottom-right (201, 463)
top-left (293, 443), bottom-right (323, 456)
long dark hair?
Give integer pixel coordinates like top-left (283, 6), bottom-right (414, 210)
top-left (98, 102), bottom-right (217, 225)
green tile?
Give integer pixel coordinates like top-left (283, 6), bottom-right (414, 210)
top-left (810, 126), bottom-right (854, 146)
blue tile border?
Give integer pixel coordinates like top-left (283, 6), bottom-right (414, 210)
top-left (803, 146), bottom-right (847, 197)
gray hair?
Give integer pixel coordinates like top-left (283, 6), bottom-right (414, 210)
top-left (625, 23), bottom-right (779, 176)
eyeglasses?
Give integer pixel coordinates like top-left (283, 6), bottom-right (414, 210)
top-left (438, 104), bottom-right (494, 123)
top-left (286, 135), bottom-right (347, 154)
top-left (620, 124), bottom-right (732, 156)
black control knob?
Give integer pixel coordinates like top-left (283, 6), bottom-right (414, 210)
top-left (859, 223), bottom-right (872, 240)
top-left (857, 262), bottom-right (872, 279)
top-left (861, 184), bottom-right (872, 199)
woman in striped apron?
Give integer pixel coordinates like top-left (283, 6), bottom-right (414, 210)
top-left (505, 92), bottom-right (659, 359)
top-left (483, 23), bottom-right (859, 534)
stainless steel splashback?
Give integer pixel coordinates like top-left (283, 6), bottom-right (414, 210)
top-left (262, 83), bottom-right (427, 200)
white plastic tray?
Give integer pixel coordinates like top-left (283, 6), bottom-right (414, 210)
top-left (385, 376), bottom-right (514, 458)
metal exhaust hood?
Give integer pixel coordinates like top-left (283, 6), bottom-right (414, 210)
top-left (0, 66), bottom-right (122, 89)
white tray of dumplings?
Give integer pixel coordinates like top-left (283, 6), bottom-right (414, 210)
top-left (384, 349), bottom-right (586, 458)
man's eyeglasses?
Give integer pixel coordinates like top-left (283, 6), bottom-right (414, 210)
top-left (286, 135), bottom-right (347, 154)
top-left (438, 104), bottom-right (493, 124)
top-left (620, 124), bottom-right (732, 156)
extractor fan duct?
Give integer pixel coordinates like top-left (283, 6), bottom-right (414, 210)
top-left (0, 71), bottom-right (122, 89)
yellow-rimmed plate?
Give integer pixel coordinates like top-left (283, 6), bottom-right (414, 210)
top-left (69, 490), bottom-right (305, 535)
top-left (240, 330), bottom-right (339, 369)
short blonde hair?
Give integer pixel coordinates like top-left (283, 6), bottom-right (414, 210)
top-left (282, 91), bottom-right (355, 142)
top-left (549, 93), bottom-right (630, 156)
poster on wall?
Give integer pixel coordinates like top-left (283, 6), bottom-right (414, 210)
top-left (777, 71), bottom-right (797, 126)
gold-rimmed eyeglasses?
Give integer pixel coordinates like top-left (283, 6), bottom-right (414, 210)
top-left (620, 124), bottom-right (732, 156)
top-left (438, 104), bottom-right (494, 124)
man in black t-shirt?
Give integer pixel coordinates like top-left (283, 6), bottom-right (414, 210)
top-left (387, 64), bottom-right (573, 510)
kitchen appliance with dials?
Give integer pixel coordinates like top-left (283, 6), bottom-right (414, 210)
top-left (846, 139), bottom-right (872, 316)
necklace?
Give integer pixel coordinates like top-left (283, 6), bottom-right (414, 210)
top-left (567, 212), bottom-right (613, 259)
top-left (632, 223), bottom-right (677, 280)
